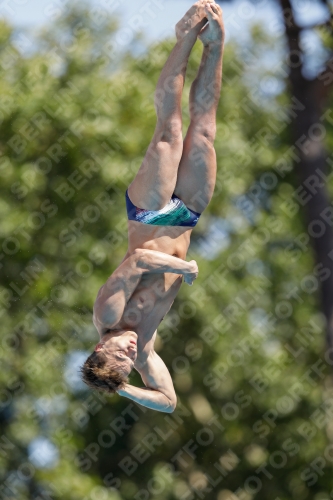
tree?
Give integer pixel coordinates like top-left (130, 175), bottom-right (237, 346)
top-left (215, 0), bottom-right (333, 348)
top-left (278, 0), bottom-right (333, 349)
top-left (1, 4), bottom-right (333, 500)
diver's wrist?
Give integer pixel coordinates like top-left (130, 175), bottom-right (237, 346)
top-left (117, 384), bottom-right (130, 396)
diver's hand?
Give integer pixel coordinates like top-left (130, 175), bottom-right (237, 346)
top-left (183, 260), bottom-right (198, 286)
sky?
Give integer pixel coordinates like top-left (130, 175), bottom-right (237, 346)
top-left (0, 0), bottom-right (329, 46)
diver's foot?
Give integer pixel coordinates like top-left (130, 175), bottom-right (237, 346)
top-left (198, 3), bottom-right (225, 47)
top-left (175, 0), bottom-right (214, 42)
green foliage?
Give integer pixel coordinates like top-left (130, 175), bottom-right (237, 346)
top-left (1, 6), bottom-right (333, 500)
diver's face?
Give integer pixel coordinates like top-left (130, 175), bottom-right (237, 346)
top-left (95, 331), bottom-right (138, 376)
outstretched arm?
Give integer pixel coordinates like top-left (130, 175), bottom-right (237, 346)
top-left (117, 350), bottom-right (177, 413)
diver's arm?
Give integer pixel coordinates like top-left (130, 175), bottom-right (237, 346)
top-left (93, 253), bottom-right (144, 330)
top-left (117, 384), bottom-right (176, 413)
top-left (135, 248), bottom-right (198, 285)
top-left (134, 249), bottom-right (198, 285)
top-left (117, 350), bottom-right (177, 413)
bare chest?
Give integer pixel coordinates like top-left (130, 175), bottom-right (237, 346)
top-left (117, 273), bottom-right (182, 336)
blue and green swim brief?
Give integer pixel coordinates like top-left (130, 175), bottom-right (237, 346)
top-left (125, 190), bottom-right (201, 228)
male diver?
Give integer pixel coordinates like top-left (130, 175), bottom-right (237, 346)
top-left (81, 0), bottom-right (225, 412)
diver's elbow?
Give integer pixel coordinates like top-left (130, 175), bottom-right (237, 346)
top-left (165, 398), bottom-right (177, 413)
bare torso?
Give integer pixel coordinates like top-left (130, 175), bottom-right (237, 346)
top-left (106, 221), bottom-right (193, 362)
top-left (126, 220), bottom-right (192, 259)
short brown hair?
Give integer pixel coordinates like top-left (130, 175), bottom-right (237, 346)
top-left (80, 351), bottom-right (128, 394)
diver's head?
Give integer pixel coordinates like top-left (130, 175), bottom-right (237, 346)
top-left (80, 330), bottom-right (137, 393)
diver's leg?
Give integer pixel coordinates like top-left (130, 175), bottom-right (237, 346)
top-left (174, 3), bottom-right (224, 213)
top-left (128, 1), bottom-right (210, 211)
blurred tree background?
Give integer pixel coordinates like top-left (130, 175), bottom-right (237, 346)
top-left (1, 3), bottom-right (333, 500)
